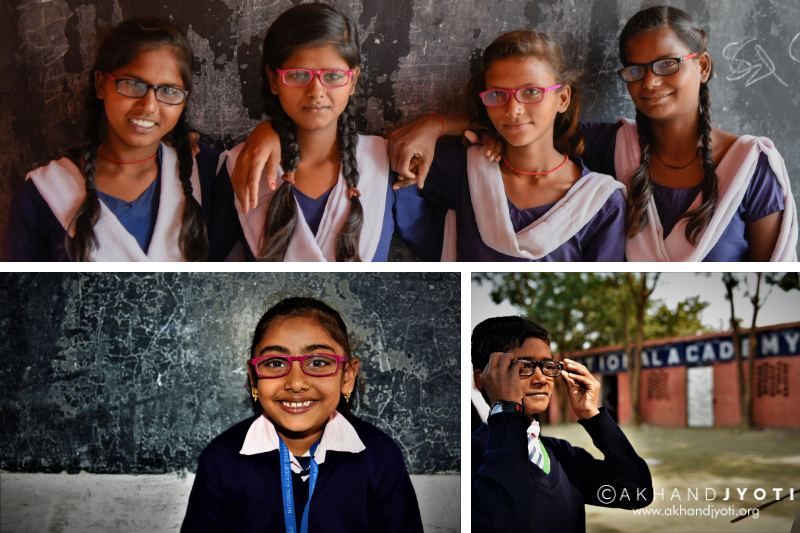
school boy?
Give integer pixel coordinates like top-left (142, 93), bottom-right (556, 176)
top-left (471, 316), bottom-right (654, 533)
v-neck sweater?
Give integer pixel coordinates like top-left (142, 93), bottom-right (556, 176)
top-left (472, 408), bottom-right (653, 533)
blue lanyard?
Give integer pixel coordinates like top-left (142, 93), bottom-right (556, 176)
top-left (279, 437), bottom-right (319, 533)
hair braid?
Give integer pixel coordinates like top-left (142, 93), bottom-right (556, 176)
top-left (258, 106), bottom-right (300, 261)
top-left (66, 95), bottom-right (104, 261)
top-left (335, 99), bottom-right (363, 262)
top-left (626, 109), bottom-right (655, 238)
top-left (172, 112), bottom-right (209, 261)
top-left (681, 82), bottom-right (718, 244)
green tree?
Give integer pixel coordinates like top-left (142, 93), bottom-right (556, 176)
top-left (625, 273), bottom-right (660, 426)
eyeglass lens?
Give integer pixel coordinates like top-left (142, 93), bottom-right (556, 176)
top-left (620, 58), bottom-right (682, 82)
top-left (283, 70), bottom-right (350, 87)
top-left (256, 354), bottom-right (339, 377)
top-left (117, 79), bottom-right (187, 104)
top-left (481, 87), bottom-right (543, 106)
top-left (518, 360), bottom-right (562, 377)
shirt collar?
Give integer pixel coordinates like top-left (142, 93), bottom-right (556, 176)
top-left (239, 410), bottom-right (366, 476)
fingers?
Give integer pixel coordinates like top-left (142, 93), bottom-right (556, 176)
top-left (486, 137), bottom-right (504, 163)
top-left (415, 154), bottom-right (432, 189)
top-left (264, 153), bottom-right (279, 197)
top-left (463, 130), bottom-right (479, 145)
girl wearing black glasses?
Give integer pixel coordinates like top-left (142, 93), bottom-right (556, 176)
top-left (181, 297), bottom-right (423, 532)
top-left (3, 17), bottom-right (231, 261)
top-left (580, 5), bottom-right (796, 261)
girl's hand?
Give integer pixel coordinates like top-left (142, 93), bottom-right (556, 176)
top-left (478, 352), bottom-right (524, 408)
top-left (231, 122), bottom-right (282, 214)
top-left (561, 358), bottom-right (601, 420)
top-left (388, 115), bottom-right (442, 190)
top-left (463, 129), bottom-right (505, 162)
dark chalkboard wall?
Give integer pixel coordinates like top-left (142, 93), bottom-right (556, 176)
top-left (0, 272), bottom-right (460, 475)
top-left (2, 0), bottom-right (800, 256)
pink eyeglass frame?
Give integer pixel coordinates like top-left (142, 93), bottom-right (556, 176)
top-left (250, 353), bottom-right (349, 379)
top-left (478, 84), bottom-right (563, 107)
top-left (275, 68), bottom-right (355, 87)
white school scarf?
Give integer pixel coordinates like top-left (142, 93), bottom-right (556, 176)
top-left (27, 143), bottom-right (202, 262)
top-left (221, 134), bottom-right (389, 262)
top-left (449, 145), bottom-right (626, 260)
top-left (615, 118), bottom-right (798, 262)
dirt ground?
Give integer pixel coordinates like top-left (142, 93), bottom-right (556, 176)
top-left (543, 422), bottom-right (800, 533)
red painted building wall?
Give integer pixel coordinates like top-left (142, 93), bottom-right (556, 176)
top-left (713, 361), bottom-right (741, 427)
top-left (639, 366), bottom-right (687, 427)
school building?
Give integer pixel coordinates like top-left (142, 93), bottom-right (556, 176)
top-left (555, 321), bottom-right (800, 429)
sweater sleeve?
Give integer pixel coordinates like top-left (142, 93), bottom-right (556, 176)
top-left (471, 412), bottom-right (534, 533)
top-left (572, 408), bottom-right (653, 510)
top-left (366, 436), bottom-right (424, 533)
top-left (181, 453), bottom-right (236, 533)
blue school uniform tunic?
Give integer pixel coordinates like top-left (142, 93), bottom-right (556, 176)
top-left (214, 164), bottom-right (445, 262)
top-left (3, 143), bottom-right (231, 261)
top-left (404, 140), bottom-right (627, 262)
top-left (580, 122), bottom-right (785, 262)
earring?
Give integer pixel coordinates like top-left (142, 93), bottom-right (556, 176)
top-left (344, 391), bottom-right (351, 403)
top-left (251, 389), bottom-right (259, 401)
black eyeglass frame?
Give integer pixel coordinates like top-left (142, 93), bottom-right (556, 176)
top-left (617, 52), bottom-right (699, 83)
top-left (105, 73), bottom-right (190, 105)
top-left (517, 359), bottom-right (563, 378)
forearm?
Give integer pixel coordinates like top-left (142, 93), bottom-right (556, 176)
top-left (578, 408), bottom-right (653, 508)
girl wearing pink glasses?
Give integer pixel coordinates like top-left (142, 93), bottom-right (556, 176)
top-left (181, 297), bottom-right (423, 532)
top-left (214, 3), bottom-right (441, 261)
top-left (415, 30), bottom-right (627, 261)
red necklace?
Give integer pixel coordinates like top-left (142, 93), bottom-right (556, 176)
top-left (502, 153), bottom-right (569, 175)
top-left (99, 152), bottom-right (158, 164)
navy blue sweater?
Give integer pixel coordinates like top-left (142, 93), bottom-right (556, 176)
top-left (181, 414), bottom-right (423, 533)
top-left (472, 408), bottom-right (653, 533)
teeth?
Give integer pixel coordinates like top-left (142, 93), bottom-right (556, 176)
top-left (131, 119), bottom-right (156, 127)
top-left (282, 401), bottom-right (314, 408)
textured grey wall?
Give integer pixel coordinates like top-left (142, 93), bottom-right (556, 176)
top-left (3, 0), bottom-right (799, 256)
top-left (0, 272), bottom-right (460, 475)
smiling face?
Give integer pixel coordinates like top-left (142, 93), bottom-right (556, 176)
top-left (483, 56), bottom-right (570, 149)
top-left (249, 316), bottom-right (358, 441)
top-left (623, 28), bottom-right (710, 122)
top-left (94, 47), bottom-right (187, 151)
top-left (506, 336), bottom-right (555, 415)
top-left (267, 44), bottom-right (359, 135)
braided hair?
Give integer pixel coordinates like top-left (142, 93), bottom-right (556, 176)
top-left (620, 6), bottom-right (717, 244)
top-left (258, 3), bottom-right (363, 262)
top-left (66, 17), bottom-right (208, 261)
top-left (465, 31), bottom-right (584, 157)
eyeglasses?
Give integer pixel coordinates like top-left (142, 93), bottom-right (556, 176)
top-left (617, 53), bottom-right (699, 82)
top-left (105, 73), bottom-right (189, 105)
top-left (250, 353), bottom-right (349, 379)
top-left (517, 359), bottom-right (563, 378)
top-left (478, 84), bottom-right (563, 107)
top-left (275, 68), bottom-right (355, 87)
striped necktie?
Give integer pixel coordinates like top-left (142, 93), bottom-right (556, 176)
top-left (527, 419), bottom-right (545, 469)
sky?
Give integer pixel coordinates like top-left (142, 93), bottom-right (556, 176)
top-left (471, 273), bottom-right (800, 334)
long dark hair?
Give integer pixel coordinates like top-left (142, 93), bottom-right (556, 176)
top-left (67, 17), bottom-right (208, 262)
top-left (620, 6), bottom-right (717, 244)
top-left (465, 31), bottom-right (584, 156)
top-left (259, 4), bottom-right (362, 262)
top-left (247, 296), bottom-right (359, 415)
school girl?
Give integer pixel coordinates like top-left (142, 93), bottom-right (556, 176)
top-left (3, 17), bottom-right (235, 262)
top-left (232, 30), bottom-right (627, 262)
top-left (180, 296), bottom-right (423, 533)
top-left (390, 6), bottom-right (798, 262)
top-left (214, 3), bottom-right (442, 262)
